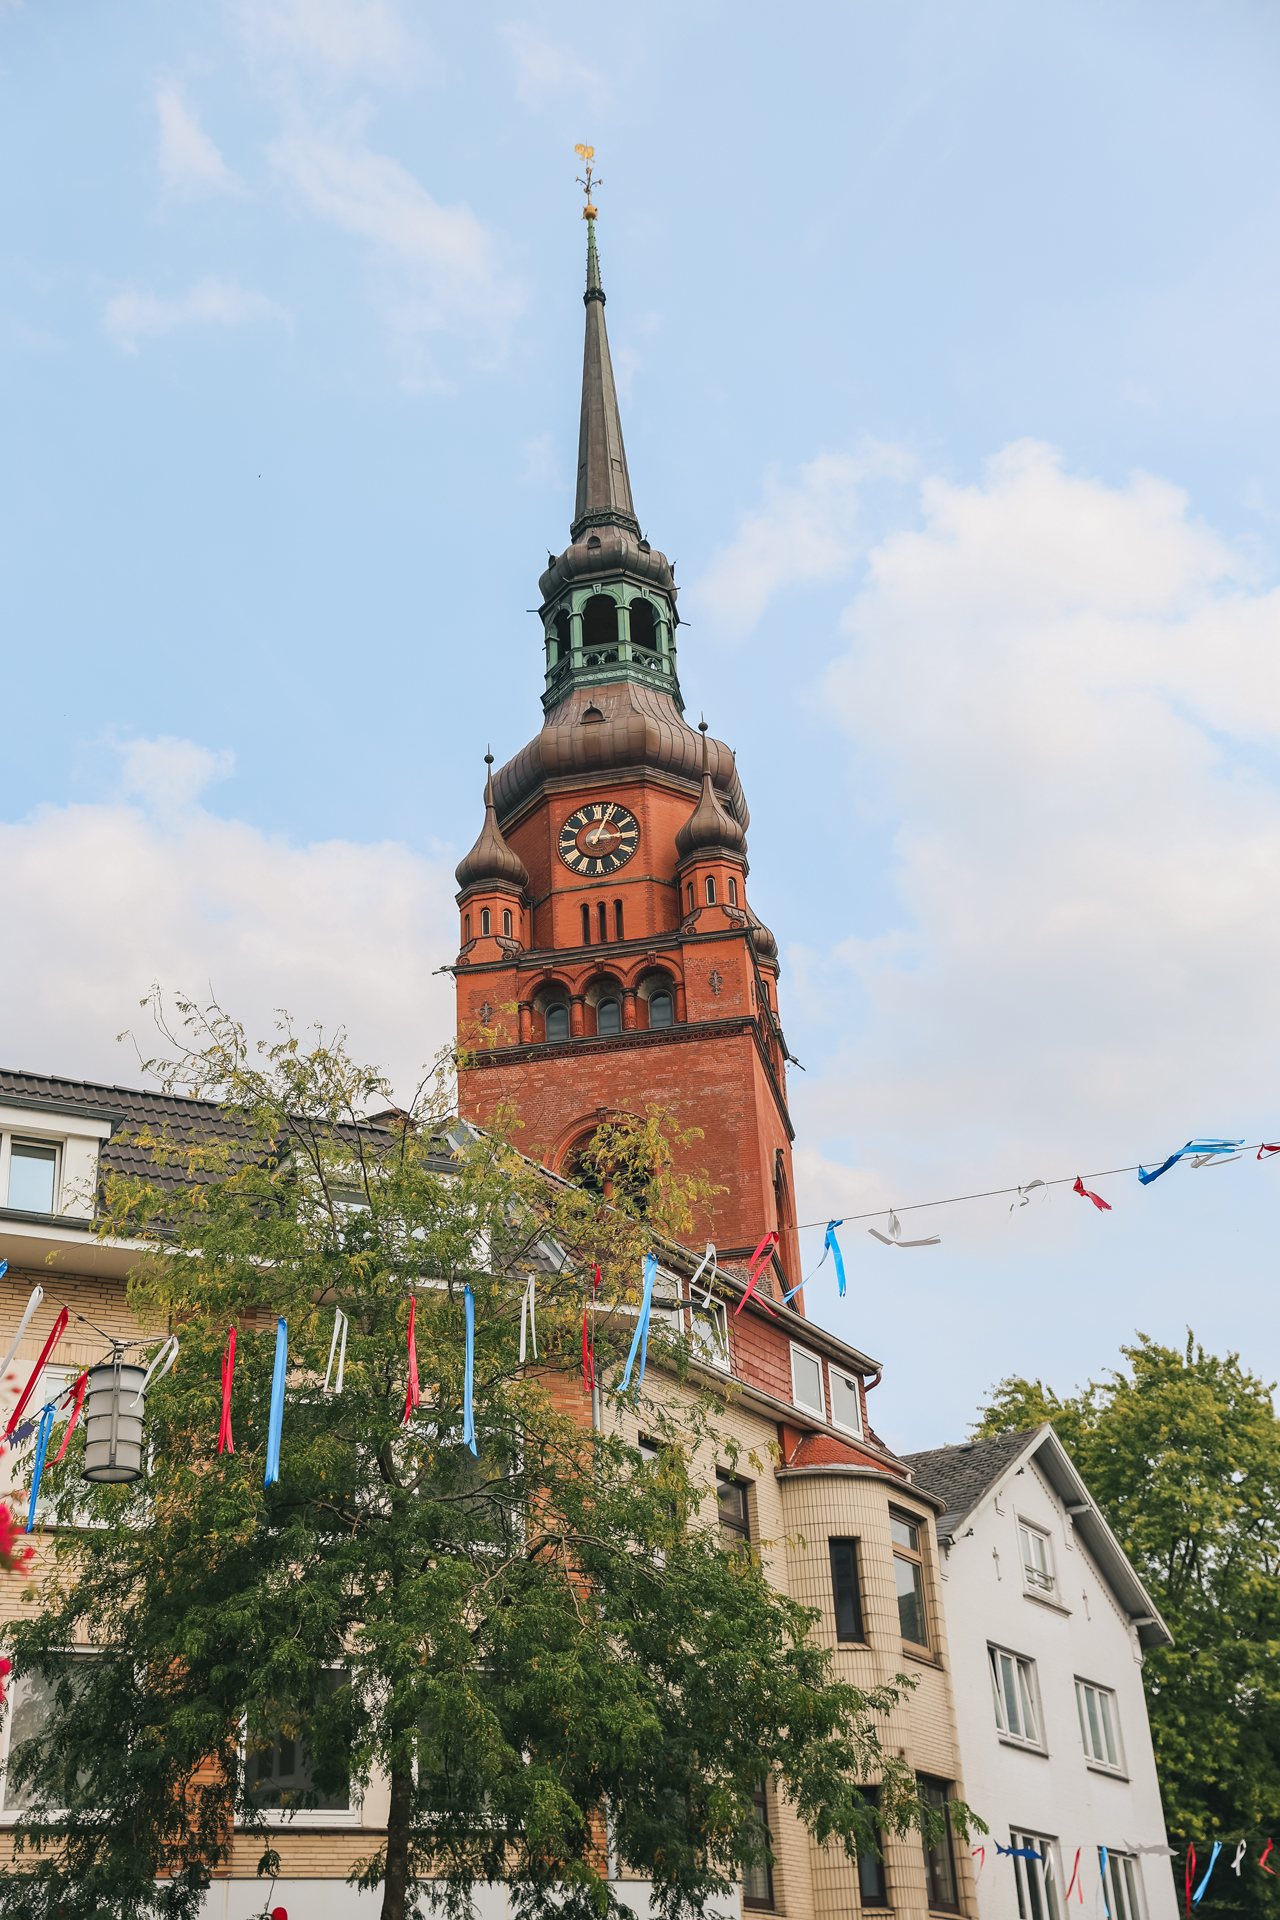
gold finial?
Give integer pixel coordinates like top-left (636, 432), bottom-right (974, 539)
top-left (575, 143), bottom-right (599, 220)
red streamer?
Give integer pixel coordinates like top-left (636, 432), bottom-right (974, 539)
top-left (402, 1296), bottom-right (420, 1425)
top-left (733, 1232), bottom-right (780, 1318)
top-left (54, 1371), bottom-right (88, 1463)
top-left (1262, 1839), bottom-right (1276, 1875)
top-left (4, 1309), bottom-right (69, 1444)
top-left (1186, 1843), bottom-right (1195, 1916)
top-left (1259, 1143), bottom-right (1280, 1161)
top-left (1066, 1847), bottom-right (1082, 1903)
top-left (582, 1264), bottom-right (602, 1392)
top-left (1073, 1175), bottom-right (1112, 1212)
top-left (217, 1328), bottom-right (236, 1455)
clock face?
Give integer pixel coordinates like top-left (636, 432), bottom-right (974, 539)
top-left (557, 802), bottom-right (640, 876)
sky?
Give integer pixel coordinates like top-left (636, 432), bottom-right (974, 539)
top-left (4, 0), bottom-right (1280, 1450)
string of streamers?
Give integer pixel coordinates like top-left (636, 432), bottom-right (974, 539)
top-left (462, 1286), bottom-right (477, 1457)
top-left (402, 1297), bottom-right (420, 1426)
top-left (217, 1329), bottom-right (236, 1454)
top-left (619, 1254), bottom-right (659, 1393)
top-left (1074, 1175), bottom-right (1111, 1211)
top-left (582, 1263), bottom-right (601, 1392)
top-left (519, 1274), bottom-right (538, 1364)
top-left (0, 1280), bottom-right (41, 1385)
top-left (868, 1211), bottom-right (940, 1249)
top-left (1193, 1841), bottom-right (1221, 1906)
top-left (264, 1318), bottom-right (287, 1487)
top-left (128, 1335), bottom-right (179, 1410)
top-left (733, 1233), bottom-right (779, 1318)
top-left (1139, 1140), bottom-right (1243, 1186)
top-left (4, 1309), bottom-right (68, 1445)
top-left (24, 1402), bottom-right (58, 1534)
top-left (323, 1310), bottom-right (347, 1395)
top-left (54, 1371), bottom-right (88, 1463)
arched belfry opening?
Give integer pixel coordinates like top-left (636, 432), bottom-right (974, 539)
top-left (629, 598), bottom-right (657, 653)
top-left (582, 594), bottom-right (617, 652)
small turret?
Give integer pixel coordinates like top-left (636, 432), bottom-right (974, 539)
top-left (675, 722), bottom-right (747, 864)
top-left (455, 754), bottom-right (530, 896)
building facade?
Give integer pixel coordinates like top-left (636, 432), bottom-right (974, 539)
top-left (901, 1430), bottom-right (1177, 1920)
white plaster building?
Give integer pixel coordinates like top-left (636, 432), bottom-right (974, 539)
top-left (901, 1429), bottom-right (1177, 1920)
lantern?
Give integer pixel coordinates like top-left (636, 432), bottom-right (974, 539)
top-left (81, 1353), bottom-right (148, 1483)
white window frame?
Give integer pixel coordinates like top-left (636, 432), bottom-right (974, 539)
top-left (690, 1296), bottom-right (730, 1372)
top-left (789, 1344), bottom-right (825, 1419)
top-left (1100, 1847), bottom-right (1144, 1920)
top-left (238, 1667), bottom-right (361, 1828)
top-left (988, 1645), bottom-right (1043, 1749)
top-left (0, 1645), bottom-right (97, 1820)
top-left (1010, 1830), bottom-right (1063, 1920)
top-left (828, 1365), bottom-right (863, 1436)
top-left (2, 1135), bottom-right (62, 1215)
top-left (1076, 1678), bottom-right (1126, 1774)
top-left (1018, 1518), bottom-right (1056, 1595)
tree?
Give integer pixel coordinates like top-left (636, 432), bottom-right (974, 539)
top-left (976, 1333), bottom-right (1280, 1914)
top-left (0, 1001), bottom-right (963, 1920)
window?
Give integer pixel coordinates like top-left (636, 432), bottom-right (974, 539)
top-left (705, 875), bottom-right (717, 904)
top-left (629, 598), bottom-right (657, 652)
top-left (1076, 1680), bottom-right (1124, 1771)
top-left (0, 1655), bottom-right (93, 1814)
top-left (856, 1785), bottom-right (889, 1906)
top-left (1100, 1849), bottom-right (1142, 1920)
top-left (1012, 1831), bottom-right (1062, 1920)
top-left (717, 1475), bottom-right (750, 1555)
top-left (245, 1671), bottom-right (352, 1819)
top-left (728, 877), bottom-right (738, 905)
top-left (742, 1781), bottom-right (774, 1909)
top-left (920, 1778), bottom-right (959, 1911)
top-left (581, 903), bottom-right (591, 945)
top-left (597, 901), bottom-right (608, 942)
top-left (503, 909), bottom-right (513, 937)
top-left (690, 1296), bottom-right (730, 1371)
top-left (989, 1647), bottom-right (1041, 1747)
top-left (596, 999), bottom-right (621, 1037)
top-left (648, 990), bottom-right (673, 1029)
top-left (582, 592), bottom-right (617, 650)
top-left (828, 1539), bottom-right (865, 1643)
top-left (463, 912), bottom-right (471, 943)
top-left (480, 907), bottom-right (491, 937)
top-left (545, 1005), bottom-right (570, 1044)
top-left (829, 1368), bottom-right (863, 1436)
top-left (7, 1142), bottom-right (58, 1214)
top-left (790, 1345), bottom-right (824, 1417)
top-left (1020, 1522), bottom-right (1054, 1594)
top-left (890, 1512), bottom-right (929, 1649)
top-left (686, 882), bottom-right (695, 912)
top-left (614, 899), bottom-right (624, 940)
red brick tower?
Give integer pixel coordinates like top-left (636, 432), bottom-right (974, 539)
top-left (454, 205), bottom-right (802, 1292)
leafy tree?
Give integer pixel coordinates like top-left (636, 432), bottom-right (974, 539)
top-left (976, 1333), bottom-right (1280, 1913)
top-left (0, 1001), bottom-right (962, 1920)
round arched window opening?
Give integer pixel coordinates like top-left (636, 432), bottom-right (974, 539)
top-left (480, 908), bottom-right (491, 936)
top-left (545, 1005), bottom-right (570, 1044)
top-left (705, 876), bottom-right (717, 905)
top-left (503, 908), bottom-right (513, 937)
top-left (728, 878), bottom-right (738, 905)
top-left (582, 594), bottom-right (617, 651)
top-left (629, 598), bottom-right (657, 652)
top-left (649, 991), bottom-right (674, 1030)
top-left (597, 998), bottom-right (621, 1037)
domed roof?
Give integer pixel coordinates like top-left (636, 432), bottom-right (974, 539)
top-left (455, 756), bottom-right (530, 896)
top-left (675, 722), bottom-right (748, 864)
top-left (538, 523), bottom-right (675, 606)
top-left (749, 912), bottom-right (779, 963)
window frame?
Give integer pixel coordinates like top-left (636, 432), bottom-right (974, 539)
top-left (716, 1472), bottom-right (751, 1556)
top-left (614, 898), bottom-right (624, 940)
top-left (705, 875), bottom-right (717, 905)
top-left (544, 1004), bottom-right (570, 1044)
top-left (1011, 1829), bottom-right (1062, 1920)
top-left (988, 1645), bottom-right (1043, 1749)
top-left (789, 1343), bottom-right (825, 1419)
top-left (502, 908), bottom-right (513, 937)
top-left (689, 1295), bottom-right (730, 1372)
top-left (1099, 1848), bottom-right (1143, 1920)
top-left (0, 1645), bottom-right (97, 1820)
top-left (239, 1666), bottom-right (361, 1828)
top-left (828, 1537), bottom-right (867, 1645)
top-left (581, 903), bottom-right (591, 945)
top-left (889, 1508), bottom-right (931, 1653)
top-left (648, 990), bottom-right (674, 1029)
top-left (742, 1778), bottom-right (775, 1910)
top-left (828, 1365), bottom-right (863, 1437)
top-left (4, 1136), bottom-right (61, 1216)
top-left (919, 1776), bottom-right (960, 1912)
top-left (1018, 1519), bottom-right (1056, 1596)
top-left (596, 998), bottom-right (621, 1037)
top-left (855, 1784), bottom-right (889, 1907)
top-left (1075, 1678), bottom-right (1125, 1774)
top-left (728, 877), bottom-right (738, 906)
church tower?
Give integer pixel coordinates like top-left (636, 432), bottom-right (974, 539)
top-left (454, 189), bottom-right (801, 1293)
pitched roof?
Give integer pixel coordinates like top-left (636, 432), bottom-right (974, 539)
top-left (900, 1430), bottom-right (1036, 1531)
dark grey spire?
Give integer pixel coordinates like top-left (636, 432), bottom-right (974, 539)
top-left (572, 220), bottom-right (639, 541)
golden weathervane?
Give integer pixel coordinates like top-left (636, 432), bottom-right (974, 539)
top-left (575, 143), bottom-right (599, 219)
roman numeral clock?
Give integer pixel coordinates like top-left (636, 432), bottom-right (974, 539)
top-left (557, 803), bottom-right (640, 877)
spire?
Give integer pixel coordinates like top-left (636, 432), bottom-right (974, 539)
top-left (455, 752), bottom-right (530, 895)
top-left (572, 212), bottom-right (640, 541)
top-left (675, 721), bottom-right (748, 864)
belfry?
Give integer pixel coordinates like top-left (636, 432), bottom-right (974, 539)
top-left (454, 181), bottom-right (801, 1290)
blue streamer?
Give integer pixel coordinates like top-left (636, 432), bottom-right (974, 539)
top-left (782, 1219), bottom-right (846, 1305)
top-left (462, 1286), bottom-right (477, 1456)
top-left (25, 1401), bottom-right (57, 1534)
top-left (1138, 1139), bottom-right (1243, 1185)
top-left (1193, 1841), bottom-right (1222, 1905)
top-left (619, 1254), bottom-right (658, 1393)
top-left (1100, 1846), bottom-right (1110, 1920)
top-left (264, 1317), bottom-right (287, 1487)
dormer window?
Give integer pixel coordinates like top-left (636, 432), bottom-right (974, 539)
top-left (6, 1140), bottom-right (58, 1214)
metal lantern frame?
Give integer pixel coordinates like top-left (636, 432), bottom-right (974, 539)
top-left (80, 1334), bottom-right (179, 1485)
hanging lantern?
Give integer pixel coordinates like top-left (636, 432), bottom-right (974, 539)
top-left (81, 1354), bottom-right (148, 1483)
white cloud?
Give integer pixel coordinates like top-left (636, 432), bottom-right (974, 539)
top-left (0, 738), bottom-right (457, 1100)
top-left (104, 276), bottom-right (291, 352)
top-left (797, 439), bottom-right (1280, 1215)
top-left (156, 83), bottom-right (242, 196)
top-left (498, 22), bottom-right (608, 107)
top-left (269, 128), bottom-right (522, 381)
top-left (235, 0), bottom-right (423, 87)
top-left (686, 445), bottom-right (913, 640)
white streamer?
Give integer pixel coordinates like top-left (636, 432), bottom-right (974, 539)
top-left (868, 1210), bottom-right (941, 1249)
top-left (519, 1274), bottom-right (537, 1363)
top-left (129, 1335), bottom-right (179, 1409)
top-left (323, 1309), bottom-right (349, 1394)
top-left (1010, 1180), bottom-right (1046, 1210)
top-left (0, 1286), bottom-right (44, 1383)
top-left (688, 1242), bottom-right (717, 1308)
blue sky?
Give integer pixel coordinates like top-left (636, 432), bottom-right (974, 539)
top-left (5, 0), bottom-right (1280, 1448)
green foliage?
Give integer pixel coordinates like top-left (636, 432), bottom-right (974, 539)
top-left (976, 1332), bottom-right (1280, 1912)
top-left (0, 1000), bottom-right (957, 1920)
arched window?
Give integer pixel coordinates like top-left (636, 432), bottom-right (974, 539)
top-left (686, 882), bottom-right (695, 912)
top-left (649, 991), bottom-right (674, 1029)
top-left (545, 1005), bottom-right (570, 1043)
top-left (728, 878), bottom-right (738, 906)
top-left (705, 876), bottom-right (717, 905)
top-left (628, 598), bottom-right (657, 652)
top-left (582, 594), bottom-right (617, 652)
top-left (581, 904), bottom-right (591, 945)
top-left (597, 998), bottom-right (621, 1036)
top-left (555, 608), bottom-right (571, 654)
top-left (480, 908), bottom-right (491, 937)
top-left (503, 908), bottom-right (513, 937)
top-left (597, 901), bottom-right (608, 943)
top-left (614, 899), bottom-right (624, 940)
top-left (464, 913), bottom-right (471, 943)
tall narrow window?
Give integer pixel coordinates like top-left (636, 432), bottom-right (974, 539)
top-left (597, 901), bottom-right (608, 943)
top-left (717, 1476), bottom-right (750, 1556)
top-left (919, 1778), bottom-right (959, 1911)
top-left (545, 1005), bottom-right (570, 1044)
top-left (596, 999), bottom-right (621, 1036)
top-left (742, 1781), bottom-right (774, 1909)
top-left (989, 1647), bottom-right (1041, 1746)
top-left (828, 1539), bottom-right (865, 1642)
top-left (705, 875), bottom-right (717, 905)
top-left (855, 1786), bottom-right (889, 1907)
top-left (1101, 1850), bottom-right (1142, 1920)
top-left (829, 1368), bottom-right (863, 1435)
top-left (728, 877), bottom-right (738, 905)
top-left (648, 991), bottom-right (673, 1029)
top-left (614, 899), bottom-right (624, 940)
top-left (890, 1512), bottom-right (929, 1649)
top-left (581, 904), bottom-right (591, 945)
top-left (1075, 1680), bottom-right (1123, 1770)
top-left (1020, 1523), bottom-right (1055, 1593)
top-left (686, 882), bottom-right (695, 912)
top-left (503, 909), bottom-right (513, 937)
top-left (1012, 1832), bottom-right (1063, 1920)
top-left (480, 908), bottom-right (491, 937)
top-left (463, 913), bottom-right (471, 943)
